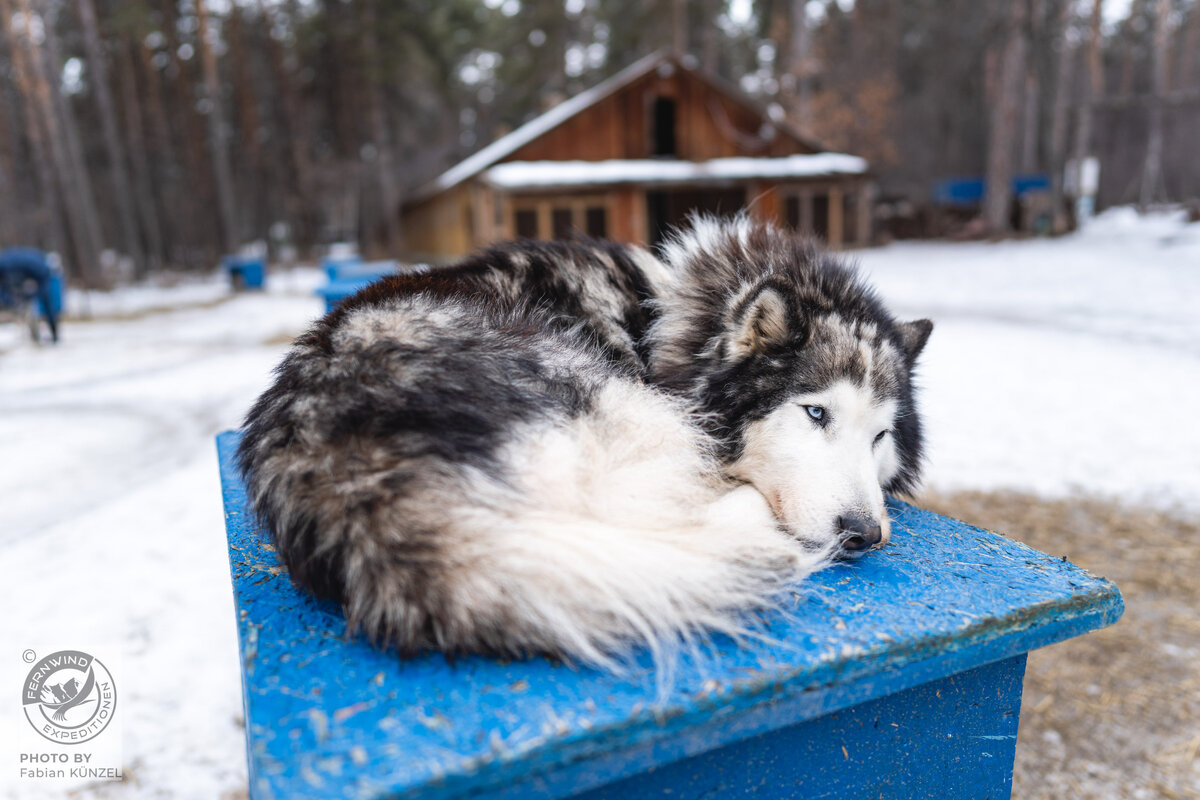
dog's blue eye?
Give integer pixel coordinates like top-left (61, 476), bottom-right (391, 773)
top-left (804, 405), bottom-right (825, 422)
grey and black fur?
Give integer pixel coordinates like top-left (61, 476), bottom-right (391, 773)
top-left (238, 216), bottom-right (932, 666)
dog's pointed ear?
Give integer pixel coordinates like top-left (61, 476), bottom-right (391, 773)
top-left (727, 286), bottom-right (791, 361)
top-left (896, 319), bottom-right (933, 364)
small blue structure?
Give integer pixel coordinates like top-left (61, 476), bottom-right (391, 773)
top-left (216, 431), bottom-right (1122, 800)
top-left (315, 262), bottom-right (409, 313)
top-left (46, 270), bottom-right (64, 317)
top-left (932, 174), bottom-right (1051, 207)
top-left (321, 253), bottom-right (364, 281)
top-left (325, 259), bottom-right (401, 283)
top-left (0, 247), bottom-right (63, 342)
top-left (224, 255), bottom-right (267, 290)
top-left (315, 277), bottom-right (379, 314)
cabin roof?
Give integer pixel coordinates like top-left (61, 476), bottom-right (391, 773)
top-left (483, 154), bottom-right (868, 190)
top-left (412, 52), bottom-right (827, 203)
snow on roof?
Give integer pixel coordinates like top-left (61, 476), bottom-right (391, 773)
top-left (482, 154), bottom-right (869, 190)
top-left (414, 52), bottom-right (668, 201)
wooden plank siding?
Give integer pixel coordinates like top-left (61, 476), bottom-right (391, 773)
top-left (504, 67), bottom-right (814, 164)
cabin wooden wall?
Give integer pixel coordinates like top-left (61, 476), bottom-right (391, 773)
top-left (505, 67), bottom-right (815, 164)
top-left (403, 187), bottom-right (475, 261)
top-left (404, 176), bottom-right (874, 261)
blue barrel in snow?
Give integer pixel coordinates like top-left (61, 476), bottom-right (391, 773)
top-left (223, 255), bottom-right (267, 290)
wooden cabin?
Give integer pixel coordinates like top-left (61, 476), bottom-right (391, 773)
top-left (402, 53), bottom-right (874, 261)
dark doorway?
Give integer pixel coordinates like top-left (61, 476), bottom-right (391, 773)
top-left (652, 97), bottom-right (677, 157)
top-left (646, 188), bottom-right (746, 250)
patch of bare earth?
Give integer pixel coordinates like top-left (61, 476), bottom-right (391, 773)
top-left (917, 490), bottom-right (1200, 800)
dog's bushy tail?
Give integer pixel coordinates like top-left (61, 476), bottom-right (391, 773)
top-left (242, 379), bottom-right (829, 671)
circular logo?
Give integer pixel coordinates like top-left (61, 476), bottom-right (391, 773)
top-left (21, 650), bottom-right (117, 744)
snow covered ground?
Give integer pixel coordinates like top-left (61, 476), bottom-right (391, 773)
top-left (0, 207), bottom-right (1196, 798)
top-left (859, 206), bottom-right (1200, 511)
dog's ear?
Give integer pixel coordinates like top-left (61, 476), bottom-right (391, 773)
top-left (896, 319), bottom-right (933, 365)
top-left (727, 286), bottom-right (791, 361)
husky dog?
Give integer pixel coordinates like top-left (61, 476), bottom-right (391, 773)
top-left (238, 217), bottom-right (932, 667)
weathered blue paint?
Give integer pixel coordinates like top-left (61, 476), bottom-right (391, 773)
top-left (216, 430), bottom-right (1122, 800)
top-left (224, 256), bottom-right (267, 290)
top-left (573, 655), bottom-right (1026, 800)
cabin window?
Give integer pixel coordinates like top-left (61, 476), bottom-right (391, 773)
top-left (782, 190), bottom-right (829, 240)
top-left (843, 192), bottom-right (858, 244)
top-left (552, 208), bottom-right (574, 239)
top-left (812, 193), bottom-right (830, 240)
top-left (585, 207), bottom-right (607, 237)
top-left (514, 209), bottom-right (538, 238)
top-left (510, 197), bottom-right (608, 240)
top-left (652, 97), bottom-right (677, 157)
top-left (785, 196), bottom-right (800, 230)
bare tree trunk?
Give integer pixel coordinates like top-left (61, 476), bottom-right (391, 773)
top-left (1070, 0), bottom-right (1103, 220)
top-left (783, 0), bottom-right (813, 130)
top-left (116, 37), bottom-right (165, 272)
top-left (361, 0), bottom-right (402, 254)
top-left (136, 29), bottom-right (183, 265)
top-left (227, 9), bottom-right (265, 240)
top-left (261, 0), bottom-right (318, 253)
top-left (1181, 2), bottom-right (1200, 88)
top-left (983, 1), bottom-right (1029, 235)
top-left (195, 1), bottom-right (239, 252)
top-left (1021, 63), bottom-right (1040, 173)
top-left (1048, 0), bottom-right (1075, 233)
top-left (0, 19), bottom-right (59, 248)
top-left (3, 0), bottom-right (102, 285)
top-left (671, 0), bottom-right (686, 56)
top-left (1139, 0), bottom-right (1169, 209)
top-left (0, 72), bottom-right (16, 244)
top-left (697, 0), bottom-right (720, 75)
top-left (37, 0), bottom-right (105, 269)
top-left (77, 0), bottom-right (145, 275)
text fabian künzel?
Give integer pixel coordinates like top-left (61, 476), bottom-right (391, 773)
top-left (18, 752), bottom-right (122, 780)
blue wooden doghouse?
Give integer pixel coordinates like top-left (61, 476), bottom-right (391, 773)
top-left (217, 432), bottom-right (1121, 800)
top-left (224, 255), bottom-right (267, 290)
top-left (315, 261), bottom-right (412, 313)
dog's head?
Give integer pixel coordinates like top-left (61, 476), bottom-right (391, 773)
top-left (650, 217), bottom-right (932, 557)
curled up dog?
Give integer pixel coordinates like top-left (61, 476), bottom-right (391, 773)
top-left (238, 216), bottom-right (932, 669)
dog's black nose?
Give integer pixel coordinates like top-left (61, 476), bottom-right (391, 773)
top-left (838, 515), bottom-right (882, 552)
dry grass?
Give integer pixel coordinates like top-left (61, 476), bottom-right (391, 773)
top-left (918, 490), bottom-right (1200, 800)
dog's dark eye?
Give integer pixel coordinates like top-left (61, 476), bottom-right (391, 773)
top-left (804, 405), bottom-right (825, 422)
top-left (873, 430), bottom-right (889, 446)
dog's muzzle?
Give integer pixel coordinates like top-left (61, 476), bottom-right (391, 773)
top-left (837, 514), bottom-right (883, 557)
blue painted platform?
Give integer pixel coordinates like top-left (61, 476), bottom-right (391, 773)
top-left (216, 431), bottom-right (1122, 800)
